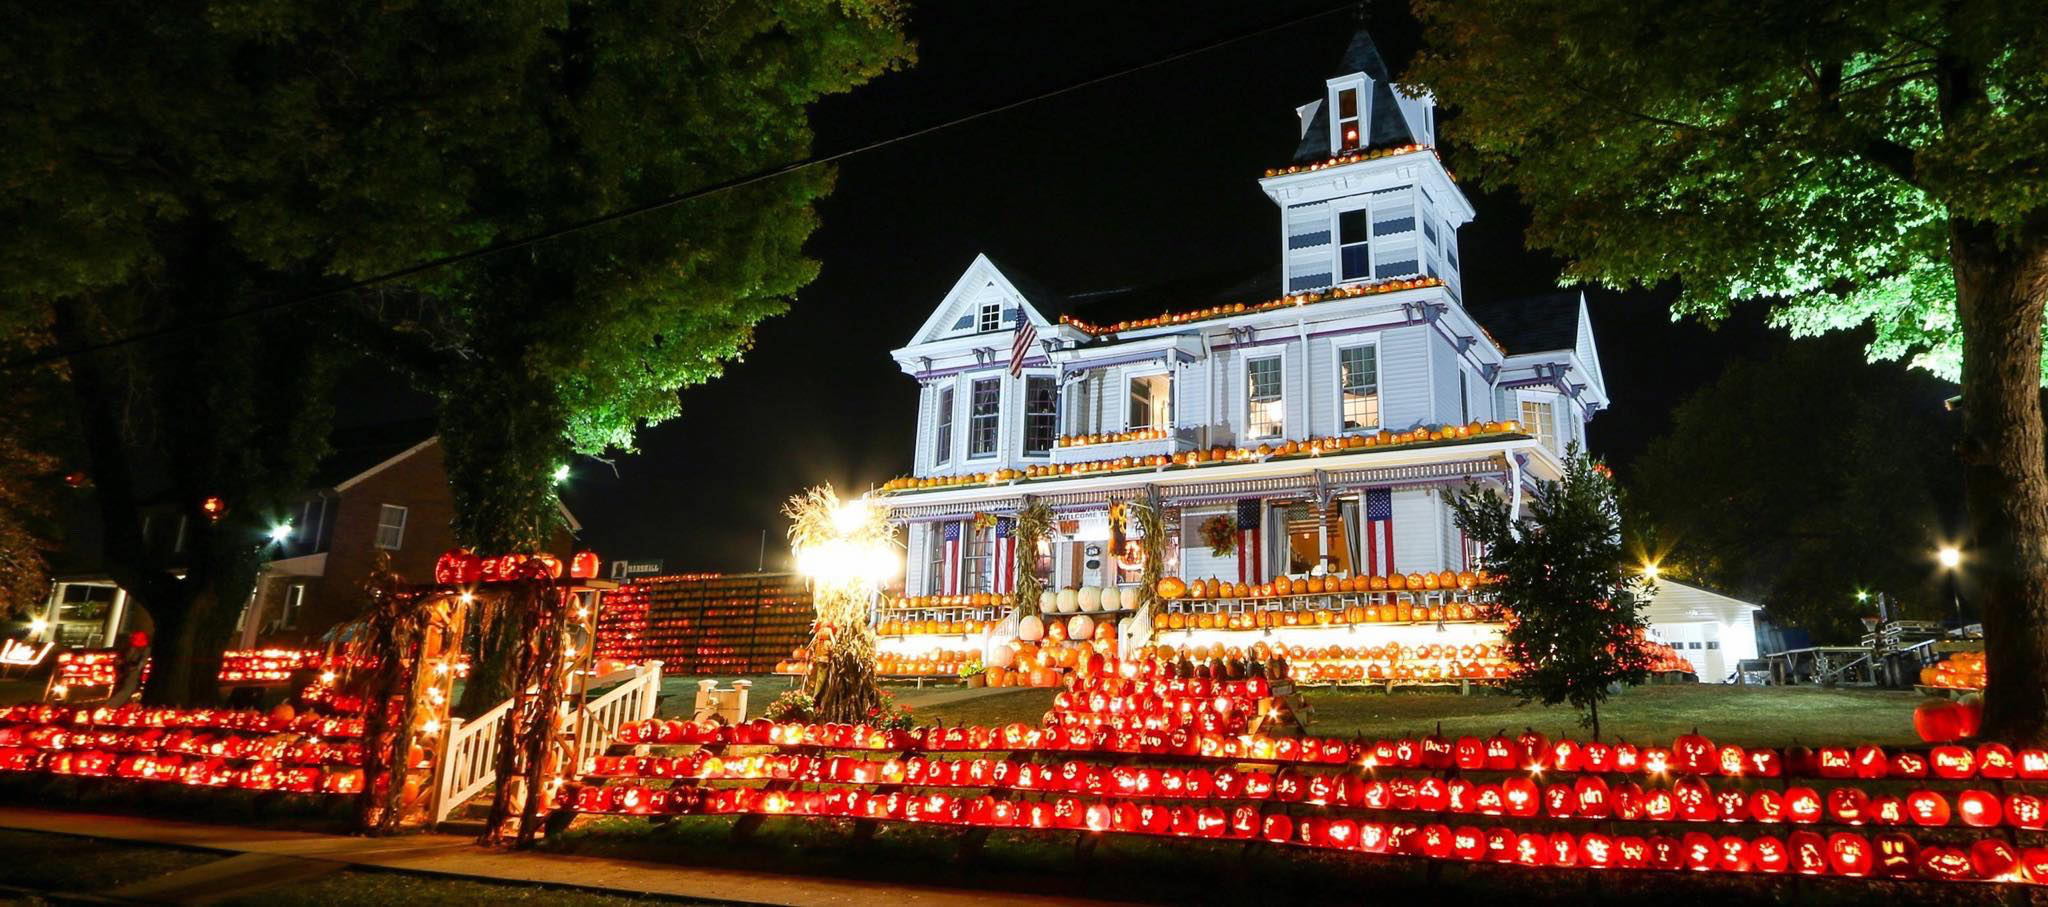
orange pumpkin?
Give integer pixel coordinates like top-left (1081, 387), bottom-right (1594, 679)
top-left (1158, 576), bottom-right (1188, 600)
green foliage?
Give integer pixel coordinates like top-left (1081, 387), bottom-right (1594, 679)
top-left (2, 1), bottom-right (910, 701)
top-left (1408, 0), bottom-right (2048, 380)
top-left (1452, 446), bottom-right (1652, 736)
top-left (1626, 336), bottom-right (1963, 640)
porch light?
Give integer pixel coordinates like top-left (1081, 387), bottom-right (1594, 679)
top-left (1640, 562), bottom-right (1659, 580)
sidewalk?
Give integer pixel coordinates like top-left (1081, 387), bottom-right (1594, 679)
top-left (0, 806), bottom-right (1126, 906)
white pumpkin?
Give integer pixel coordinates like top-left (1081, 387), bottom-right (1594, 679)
top-left (1075, 586), bottom-right (1100, 612)
top-left (1093, 586), bottom-right (1117, 612)
top-left (1018, 615), bottom-right (1045, 642)
top-left (1067, 614), bottom-right (1095, 642)
top-left (1118, 586), bottom-right (1141, 611)
top-left (987, 644), bottom-right (1016, 669)
top-left (1039, 590), bottom-right (1057, 612)
top-left (1056, 587), bottom-right (1079, 613)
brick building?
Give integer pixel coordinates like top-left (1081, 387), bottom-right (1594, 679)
top-left (35, 428), bottom-right (580, 652)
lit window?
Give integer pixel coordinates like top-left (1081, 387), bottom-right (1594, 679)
top-left (1339, 346), bottom-right (1379, 432)
top-left (1247, 358), bottom-right (1283, 439)
top-left (1023, 376), bottom-right (1057, 456)
top-left (1520, 399), bottom-right (1556, 453)
top-left (1338, 209), bottom-right (1370, 282)
top-left (1335, 87), bottom-right (1361, 151)
top-left (934, 387), bottom-right (954, 464)
top-left (978, 302), bottom-right (1002, 333)
top-left (375, 504), bottom-right (408, 550)
top-left (968, 378), bottom-right (1001, 457)
top-left (1126, 374), bottom-right (1171, 432)
top-left (279, 583), bottom-right (305, 630)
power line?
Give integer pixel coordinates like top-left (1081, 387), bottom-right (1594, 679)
top-left (6, 3), bottom-right (1355, 373)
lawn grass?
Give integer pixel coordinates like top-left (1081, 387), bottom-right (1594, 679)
top-left (660, 673), bottom-right (1927, 747)
top-left (547, 812), bottom-right (2005, 906)
top-left (215, 868), bottom-right (711, 906)
top-left (901, 683), bottom-right (1928, 748)
top-left (0, 828), bottom-right (215, 892)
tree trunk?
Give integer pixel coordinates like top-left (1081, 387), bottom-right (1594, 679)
top-left (1588, 699), bottom-right (1600, 742)
top-left (1952, 221), bottom-right (2048, 743)
top-left (139, 589), bottom-right (200, 706)
top-left (457, 614), bottom-right (520, 717)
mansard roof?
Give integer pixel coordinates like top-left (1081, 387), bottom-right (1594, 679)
top-left (1291, 29), bottom-right (1417, 164)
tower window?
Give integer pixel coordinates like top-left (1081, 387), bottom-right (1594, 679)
top-left (1338, 209), bottom-right (1371, 282)
top-left (1335, 87), bottom-right (1362, 151)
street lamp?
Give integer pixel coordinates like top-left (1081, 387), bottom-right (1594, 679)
top-left (1936, 544), bottom-right (1964, 626)
top-left (1641, 561), bottom-right (1660, 580)
top-left (267, 522), bottom-right (293, 544)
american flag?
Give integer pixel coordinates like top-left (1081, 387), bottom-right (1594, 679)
top-left (1235, 498), bottom-right (1264, 584)
top-left (1362, 488), bottom-right (1395, 575)
top-left (992, 517), bottom-right (1016, 595)
top-left (940, 521), bottom-right (964, 595)
top-left (1009, 317), bottom-right (1038, 378)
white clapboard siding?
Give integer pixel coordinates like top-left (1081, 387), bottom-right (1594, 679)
top-left (1390, 486), bottom-right (1443, 575)
top-left (905, 523), bottom-right (931, 596)
top-left (1377, 324), bottom-right (1431, 430)
top-left (1178, 508), bottom-right (1240, 584)
top-left (1430, 338), bottom-right (1462, 427)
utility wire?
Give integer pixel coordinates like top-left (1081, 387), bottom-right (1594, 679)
top-left (5, 2), bottom-right (1355, 372)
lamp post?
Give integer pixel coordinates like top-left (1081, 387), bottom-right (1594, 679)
top-left (788, 486), bottom-right (898, 723)
top-left (1937, 545), bottom-right (1964, 627)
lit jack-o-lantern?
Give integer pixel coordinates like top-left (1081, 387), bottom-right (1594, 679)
top-left (1906, 789), bottom-right (1952, 826)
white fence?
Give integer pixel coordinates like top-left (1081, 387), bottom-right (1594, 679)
top-left (429, 661), bottom-right (664, 827)
top-left (431, 696), bottom-right (512, 825)
top-left (574, 662), bottom-right (663, 772)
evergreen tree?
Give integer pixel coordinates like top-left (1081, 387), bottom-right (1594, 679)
top-left (1453, 447), bottom-right (1653, 738)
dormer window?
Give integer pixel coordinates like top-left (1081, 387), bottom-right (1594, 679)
top-left (1334, 86), bottom-right (1363, 152)
top-left (977, 301), bottom-right (1002, 333)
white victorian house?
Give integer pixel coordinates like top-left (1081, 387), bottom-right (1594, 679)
top-left (874, 31), bottom-right (1608, 644)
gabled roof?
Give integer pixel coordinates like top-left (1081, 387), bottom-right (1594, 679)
top-left (1291, 30), bottom-right (1417, 164)
top-left (315, 419), bottom-right (439, 489)
top-left (1642, 580), bottom-right (1763, 625)
top-left (900, 253), bottom-right (1066, 350)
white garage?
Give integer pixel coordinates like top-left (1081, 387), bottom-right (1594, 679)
top-left (1642, 581), bottom-right (1764, 683)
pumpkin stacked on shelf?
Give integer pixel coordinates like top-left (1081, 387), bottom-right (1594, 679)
top-left (988, 613), bottom-right (1120, 689)
top-left (877, 420), bottom-right (1525, 494)
top-left (1163, 570), bottom-right (1492, 601)
top-left (592, 573), bottom-right (814, 674)
top-left (1922, 652), bottom-right (1987, 691)
top-left (1040, 585), bottom-right (1144, 614)
top-left (562, 653), bottom-right (2048, 886)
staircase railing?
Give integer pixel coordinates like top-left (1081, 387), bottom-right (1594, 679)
top-left (431, 696), bottom-right (513, 825)
top-left (574, 662), bottom-right (663, 772)
top-left (428, 662), bottom-right (665, 827)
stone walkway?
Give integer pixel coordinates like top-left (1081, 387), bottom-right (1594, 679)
top-left (0, 806), bottom-right (1126, 906)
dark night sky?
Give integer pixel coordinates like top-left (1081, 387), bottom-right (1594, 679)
top-left (385, 1), bottom-right (1793, 572)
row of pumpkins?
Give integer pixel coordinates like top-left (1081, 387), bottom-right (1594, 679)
top-left (878, 419), bottom-right (1523, 492)
top-left (1044, 586), bottom-right (1144, 614)
top-left (1060, 266), bottom-right (1439, 334)
top-left (1158, 570), bottom-right (1493, 600)
top-left (876, 619), bottom-right (998, 637)
top-left (1921, 651), bottom-right (1986, 691)
top-left (885, 593), bottom-right (1010, 610)
top-left (1161, 603), bottom-right (1484, 631)
top-left (1057, 427), bottom-right (1170, 448)
top-left (874, 649), bottom-right (979, 678)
